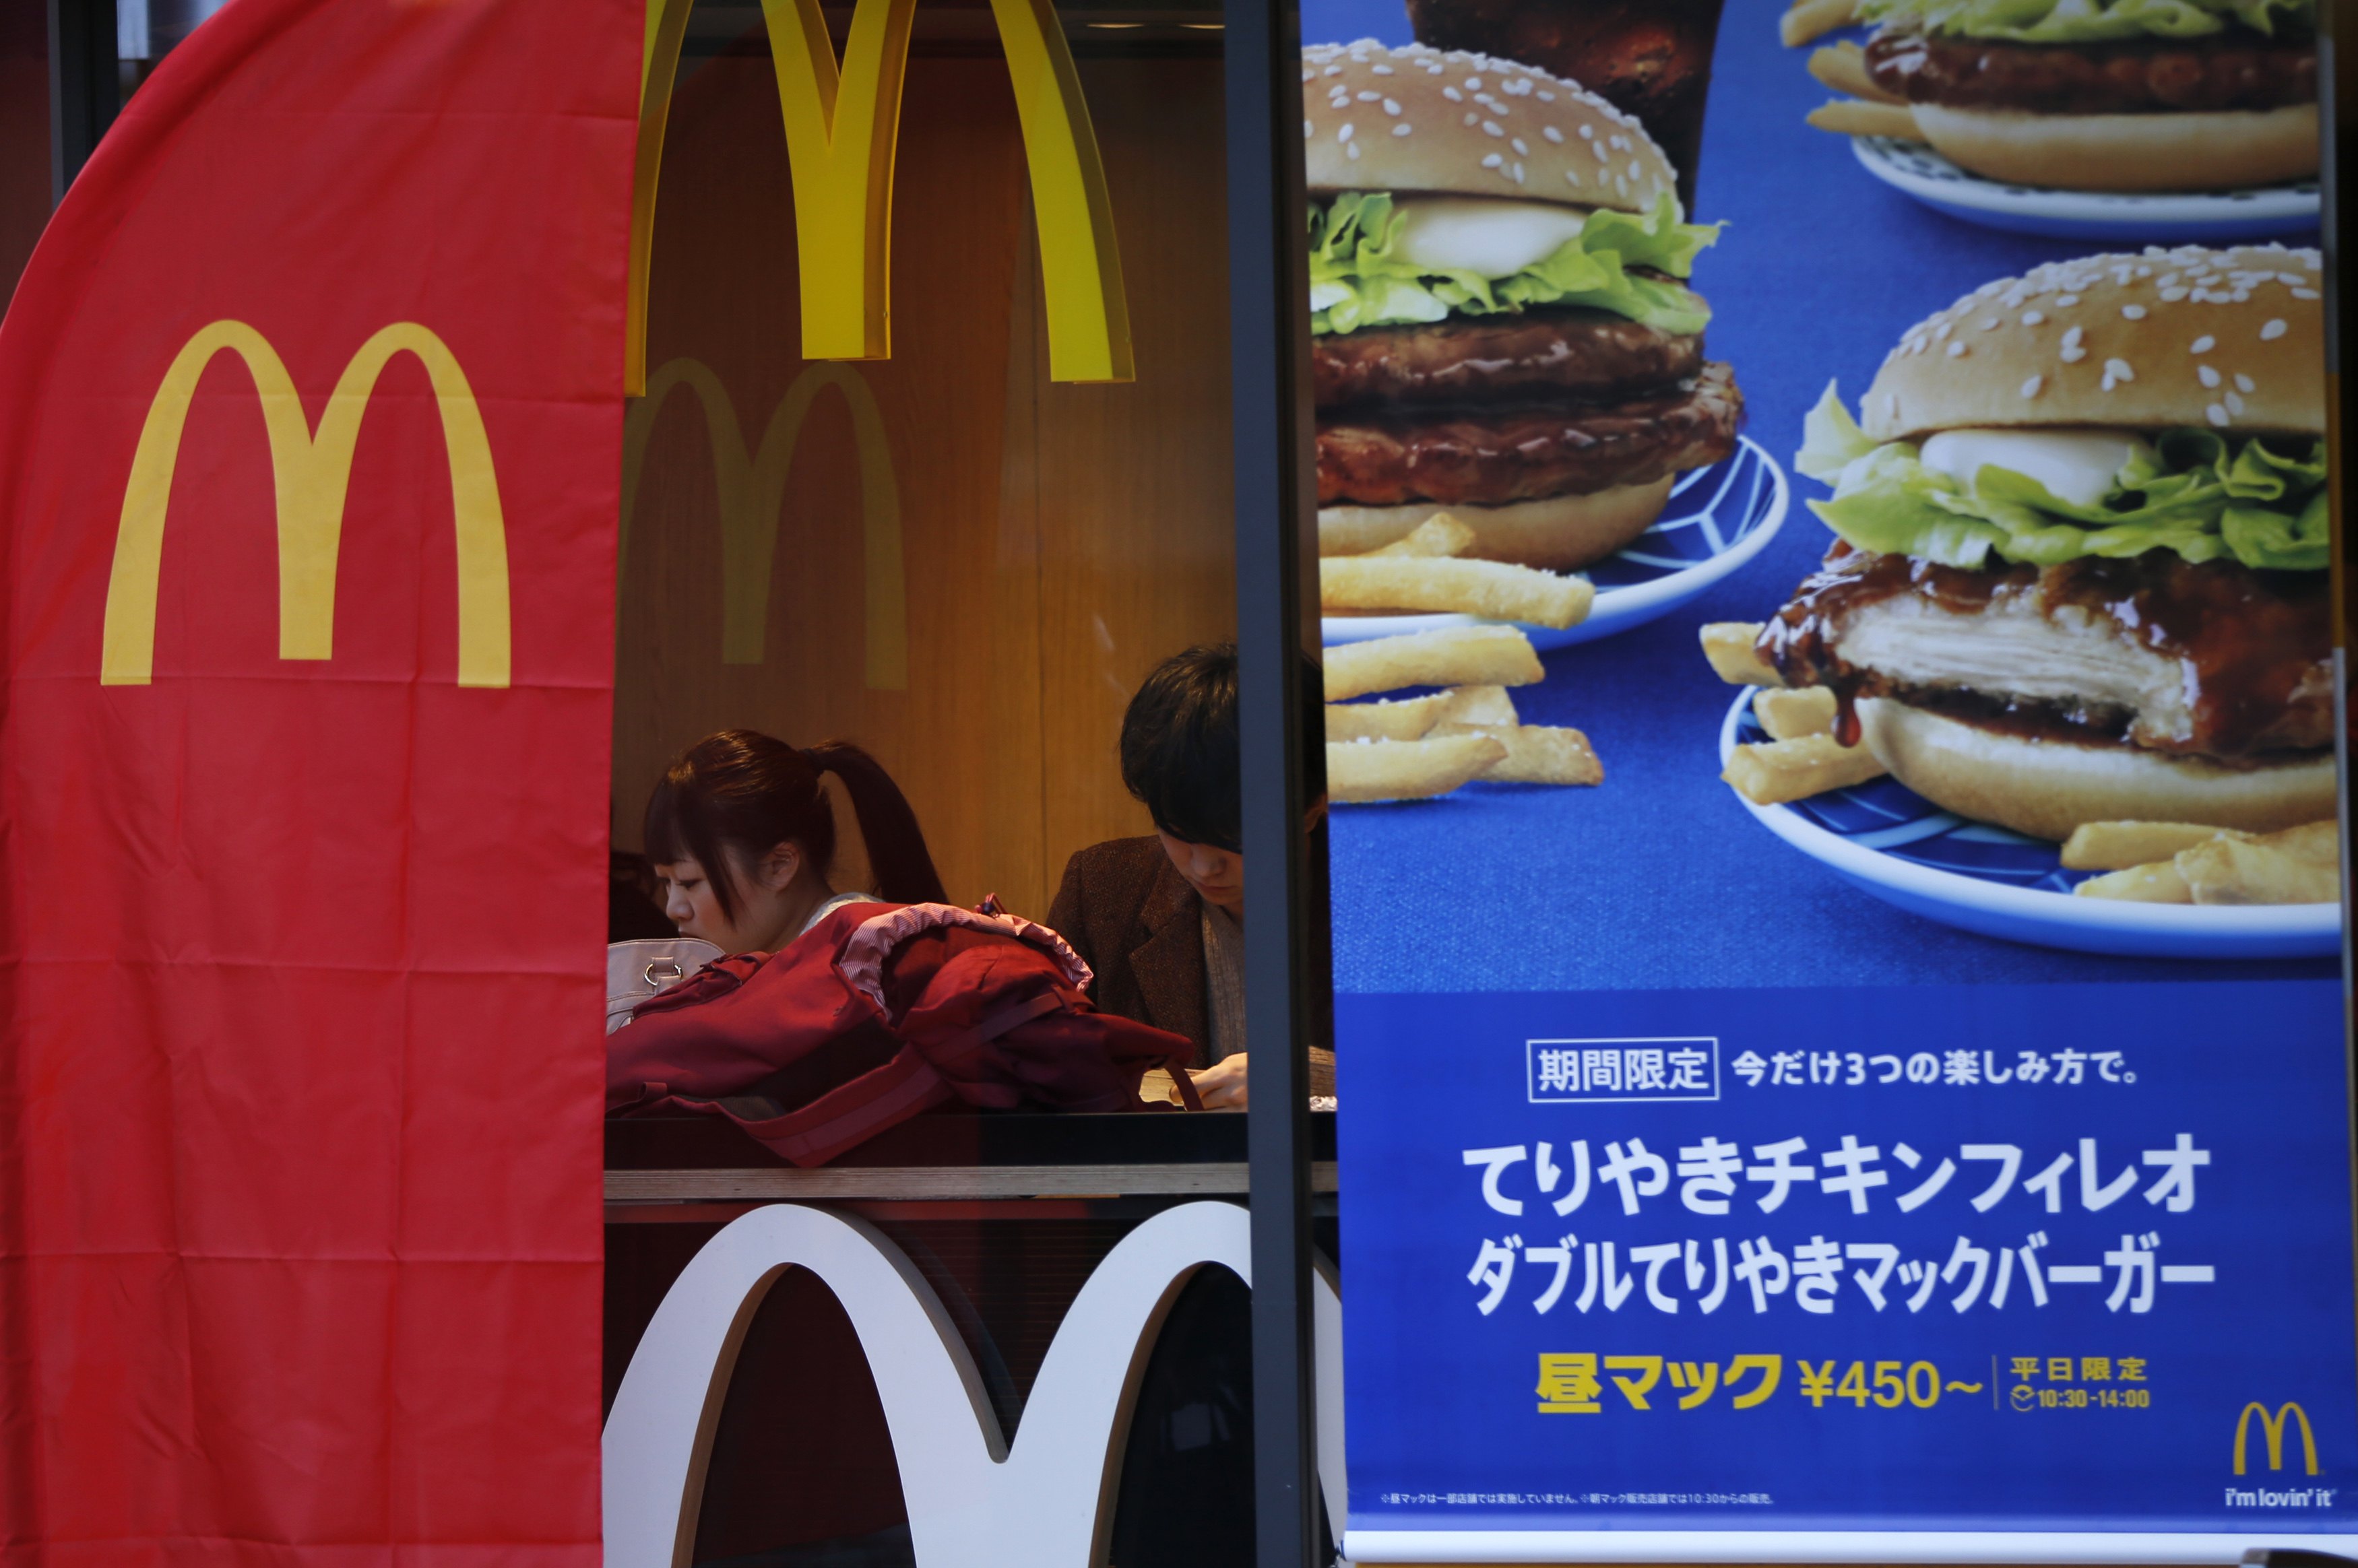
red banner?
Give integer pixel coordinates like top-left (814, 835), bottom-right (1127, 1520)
top-left (0, 0), bottom-right (635, 1557)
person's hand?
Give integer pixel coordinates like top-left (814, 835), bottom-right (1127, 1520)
top-left (1190, 1053), bottom-right (1248, 1111)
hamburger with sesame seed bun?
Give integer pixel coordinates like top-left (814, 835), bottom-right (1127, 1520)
top-left (1764, 245), bottom-right (2330, 842)
top-left (1305, 39), bottom-right (1741, 572)
top-left (1859, 0), bottom-right (2317, 193)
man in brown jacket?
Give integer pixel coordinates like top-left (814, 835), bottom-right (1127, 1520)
top-left (1046, 643), bottom-right (1335, 1109)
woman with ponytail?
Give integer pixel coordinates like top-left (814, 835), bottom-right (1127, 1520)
top-left (643, 729), bottom-right (946, 954)
top-left (616, 729), bottom-right (1192, 1165)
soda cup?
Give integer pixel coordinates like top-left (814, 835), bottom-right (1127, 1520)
top-left (1405, 0), bottom-right (1728, 210)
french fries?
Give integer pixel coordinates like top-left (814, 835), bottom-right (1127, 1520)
top-left (2062, 820), bottom-right (2242, 872)
top-left (1808, 41), bottom-right (1903, 104)
top-left (2070, 819), bottom-right (2341, 906)
top-left (1781, 0), bottom-right (1859, 48)
top-left (1321, 556), bottom-right (1595, 629)
top-left (2074, 863), bottom-right (2194, 905)
top-left (1370, 514), bottom-right (1476, 558)
top-left (1754, 686), bottom-right (1839, 742)
top-left (1700, 622), bottom-right (1783, 687)
top-left (1808, 99), bottom-right (1924, 139)
top-left (1327, 735), bottom-right (1508, 804)
top-left (1325, 685), bottom-right (1517, 743)
top-left (1433, 721), bottom-right (1603, 786)
top-left (1722, 734), bottom-right (1886, 808)
top-left (1325, 625), bottom-right (1544, 703)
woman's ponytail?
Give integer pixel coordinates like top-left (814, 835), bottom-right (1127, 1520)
top-left (644, 730), bottom-right (947, 913)
top-left (803, 740), bottom-right (947, 905)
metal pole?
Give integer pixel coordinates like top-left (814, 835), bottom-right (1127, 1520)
top-left (1225, 0), bottom-right (1325, 1561)
top-left (46, 0), bottom-right (117, 203)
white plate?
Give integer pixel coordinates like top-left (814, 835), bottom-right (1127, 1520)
top-left (1851, 135), bottom-right (2320, 244)
top-left (1718, 689), bottom-right (2341, 960)
top-left (1321, 436), bottom-right (1789, 651)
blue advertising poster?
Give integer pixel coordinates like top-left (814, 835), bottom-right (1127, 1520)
top-left (1306, 0), bottom-right (2351, 1558)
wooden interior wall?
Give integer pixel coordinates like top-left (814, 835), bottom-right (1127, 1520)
top-left (616, 44), bottom-right (1234, 918)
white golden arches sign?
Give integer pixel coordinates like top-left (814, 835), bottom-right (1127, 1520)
top-left (602, 1202), bottom-right (1345, 1568)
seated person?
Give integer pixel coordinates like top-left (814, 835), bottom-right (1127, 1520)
top-left (644, 728), bottom-right (945, 952)
top-left (1048, 643), bottom-right (1335, 1110)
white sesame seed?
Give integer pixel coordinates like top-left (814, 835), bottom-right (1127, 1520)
top-left (1383, 98), bottom-right (1401, 114)
top-left (2225, 391), bottom-right (2245, 415)
top-left (1339, 123), bottom-right (1353, 140)
top-left (2021, 311), bottom-right (2045, 326)
top-left (2062, 325), bottom-right (2084, 348)
top-left (1512, 162), bottom-right (1525, 183)
top-left (1372, 63), bottom-right (1393, 74)
top-left (2159, 288), bottom-right (2188, 302)
top-left (2198, 365), bottom-right (2221, 388)
top-left (1345, 142), bottom-right (1360, 159)
top-left (2206, 403), bottom-right (2230, 427)
top-left (1465, 75), bottom-right (1482, 89)
top-left (1323, 64), bottom-right (1342, 75)
top-left (2293, 288), bottom-right (2320, 300)
top-left (2061, 346), bottom-right (2087, 363)
top-left (1442, 86), bottom-right (1462, 101)
top-left (1592, 141), bottom-right (1609, 162)
top-left (1511, 137), bottom-right (1529, 154)
top-left (2121, 305), bottom-right (2147, 320)
top-left (1610, 134), bottom-right (1630, 150)
top-left (2104, 358), bottom-right (2134, 383)
top-left (1562, 167), bottom-right (1580, 185)
top-left (1357, 90), bottom-right (1378, 102)
top-left (1537, 90), bottom-right (1555, 101)
top-left (2020, 374), bottom-right (2043, 399)
top-left (1946, 341), bottom-right (1967, 358)
top-left (1482, 121), bottom-right (1503, 136)
top-left (1481, 152), bottom-right (1502, 168)
top-left (2159, 272), bottom-right (2180, 288)
top-left (1463, 112), bottom-right (1477, 125)
top-left (1304, 119), bottom-right (1314, 137)
top-left (2235, 374), bottom-right (2255, 393)
top-left (2278, 271), bottom-right (2303, 285)
top-left (1542, 125), bottom-right (1563, 143)
top-left (1979, 317), bottom-right (2000, 331)
top-left (1934, 322), bottom-right (1954, 341)
top-left (1628, 160), bottom-right (1641, 180)
top-left (1578, 123), bottom-right (1593, 139)
top-left (2056, 294), bottom-right (2079, 307)
top-left (2190, 335), bottom-right (2215, 354)
top-left (2260, 319), bottom-right (2287, 340)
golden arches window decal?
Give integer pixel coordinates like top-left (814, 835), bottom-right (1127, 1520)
top-left (626, 0), bottom-right (1133, 393)
top-left (622, 357), bottom-right (908, 691)
top-left (100, 321), bottom-right (513, 689)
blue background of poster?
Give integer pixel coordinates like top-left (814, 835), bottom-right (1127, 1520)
top-left (1338, 981), bottom-right (2357, 1534)
top-left (1306, 0), bottom-right (2335, 992)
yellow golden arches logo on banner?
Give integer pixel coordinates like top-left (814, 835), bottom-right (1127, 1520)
top-left (100, 321), bottom-right (511, 688)
top-left (626, 0), bottom-right (1133, 392)
top-left (2233, 1402), bottom-right (2320, 1476)
top-left (620, 357), bottom-right (908, 690)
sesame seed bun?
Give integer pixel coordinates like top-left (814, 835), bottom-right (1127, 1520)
top-left (1859, 698), bottom-right (2335, 842)
top-left (1319, 478), bottom-right (1676, 572)
top-left (1302, 40), bottom-right (1676, 209)
top-left (1913, 104), bottom-right (2320, 197)
top-left (1859, 245), bottom-right (2324, 442)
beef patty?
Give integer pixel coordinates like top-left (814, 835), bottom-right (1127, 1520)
top-left (1312, 306), bottom-right (1705, 411)
top-left (1761, 545), bottom-right (2331, 761)
top-left (1866, 30), bottom-right (2317, 116)
top-left (1316, 362), bottom-right (1741, 507)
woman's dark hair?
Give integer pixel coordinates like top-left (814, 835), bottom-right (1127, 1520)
top-left (643, 730), bottom-right (947, 917)
top-left (1121, 644), bottom-right (1242, 852)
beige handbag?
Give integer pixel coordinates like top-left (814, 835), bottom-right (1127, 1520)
top-left (605, 937), bottom-right (723, 1035)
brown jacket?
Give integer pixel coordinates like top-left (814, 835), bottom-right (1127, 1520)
top-left (1047, 837), bottom-right (1211, 1061)
top-left (1046, 836), bottom-right (1335, 1092)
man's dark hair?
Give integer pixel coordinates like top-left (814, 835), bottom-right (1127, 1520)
top-left (1120, 643), bottom-right (1242, 852)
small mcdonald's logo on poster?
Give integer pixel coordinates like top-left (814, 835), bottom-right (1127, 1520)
top-left (2233, 1402), bottom-right (2318, 1476)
